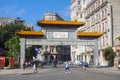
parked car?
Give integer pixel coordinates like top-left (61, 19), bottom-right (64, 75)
top-left (40, 61), bottom-right (50, 65)
top-left (57, 60), bottom-right (63, 64)
top-left (75, 61), bottom-right (83, 66)
top-left (82, 62), bottom-right (89, 67)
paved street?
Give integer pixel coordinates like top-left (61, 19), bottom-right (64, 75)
top-left (0, 65), bottom-right (120, 80)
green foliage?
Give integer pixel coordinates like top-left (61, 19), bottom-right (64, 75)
top-left (14, 62), bottom-right (20, 68)
top-left (25, 46), bottom-right (37, 60)
top-left (25, 45), bottom-right (42, 60)
top-left (103, 46), bottom-right (116, 61)
top-left (5, 35), bottom-right (20, 58)
top-left (117, 36), bottom-right (120, 41)
top-left (0, 24), bottom-right (25, 48)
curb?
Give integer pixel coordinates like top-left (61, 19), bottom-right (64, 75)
top-left (0, 68), bottom-right (50, 75)
top-left (89, 67), bottom-right (120, 74)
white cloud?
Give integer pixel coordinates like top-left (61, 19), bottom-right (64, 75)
top-left (17, 8), bottom-right (26, 16)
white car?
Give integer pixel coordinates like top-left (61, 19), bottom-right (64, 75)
top-left (75, 61), bottom-right (82, 66)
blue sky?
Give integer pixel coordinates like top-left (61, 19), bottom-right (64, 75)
top-left (0, 0), bottom-right (70, 31)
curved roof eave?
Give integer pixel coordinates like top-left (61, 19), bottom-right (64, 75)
top-left (77, 32), bottom-right (103, 37)
top-left (16, 30), bottom-right (44, 36)
top-left (37, 20), bottom-right (85, 27)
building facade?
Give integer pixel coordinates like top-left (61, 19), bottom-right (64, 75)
top-left (0, 17), bottom-right (25, 26)
top-left (71, 0), bottom-right (120, 66)
top-left (43, 12), bottom-right (64, 21)
top-left (85, 0), bottom-right (120, 66)
top-left (0, 17), bottom-right (15, 26)
top-left (70, 0), bottom-right (93, 64)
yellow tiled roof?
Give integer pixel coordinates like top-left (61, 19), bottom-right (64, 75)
top-left (16, 30), bottom-right (102, 37)
top-left (37, 20), bottom-right (85, 27)
top-left (77, 32), bottom-right (102, 37)
top-left (16, 30), bottom-right (44, 36)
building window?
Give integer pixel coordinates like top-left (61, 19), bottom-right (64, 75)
top-left (102, 23), bottom-right (104, 32)
top-left (102, 10), bottom-right (105, 19)
top-left (98, 0), bottom-right (100, 5)
top-left (45, 46), bottom-right (48, 51)
top-left (93, 5), bottom-right (95, 10)
top-left (102, 36), bottom-right (106, 47)
top-left (97, 25), bottom-right (99, 32)
top-left (105, 8), bottom-right (107, 18)
top-left (80, 14), bottom-right (82, 18)
top-left (102, 0), bottom-right (104, 3)
top-left (100, 38), bottom-right (102, 48)
top-left (99, 25), bottom-right (101, 32)
top-left (78, 1), bottom-right (80, 5)
top-left (89, 8), bottom-right (90, 13)
top-left (50, 47), bottom-right (54, 53)
top-left (51, 17), bottom-right (54, 20)
top-left (106, 35), bottom-right (108, 46)
top-left (103, 37), bottom-right (104, 47)
top-left (105, 21), bottom-right (108, 31)
top-left (94, 27), bottom-right (95, 32)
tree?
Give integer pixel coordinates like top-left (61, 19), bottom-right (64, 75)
top-left (26, 46), bottom-right (37, 60)
top-left (0, 24), bottom-right (25, 49)
top-left (117, 36), bottom-right (120, 41)
top-left (5, 35), bottom-right (20, 63)
top-left (115, 36), bottom-right (120, 56)
top-left (103, 46), bottom-right (116, 66)
top-left (25, 45), bottom-right (42, 60)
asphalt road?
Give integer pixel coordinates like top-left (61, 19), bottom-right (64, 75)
top-left (0, 67), bottom-right (120, 80)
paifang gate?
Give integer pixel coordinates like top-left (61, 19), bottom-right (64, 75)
top-left (16, 18), bottom-right (102, 68)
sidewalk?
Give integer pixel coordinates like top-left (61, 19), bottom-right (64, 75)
top-left (89, 67), bottom-right (120, 74)
top-left (0, 68), bottom-right (50, 75)
top-left (0, 66), bottom-right (120, 75)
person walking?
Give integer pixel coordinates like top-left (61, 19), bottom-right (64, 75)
top-left (32, 63), bottom-right (36, 73)
top-left (82, 62), bottom-right (89, 70)
top-left (32, 61), bottom-right (38, 74)
top-left (65, 61), bottom-right (70, 74)
top-left (23, 62), bottom-right (26, 70)
top-left (53, 59), bottom-right (57, 68)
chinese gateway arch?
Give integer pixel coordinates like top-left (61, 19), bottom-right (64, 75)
top-left (16, 15), bottom-right (102, 68)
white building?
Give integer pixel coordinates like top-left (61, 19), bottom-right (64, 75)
top-left (70, 0), bottom-right (93, 64)
top-left (71, 0), bottom-right (120, 66)
top-left (85, 0), bottom-right (120, 66)
top-left (0, 17), bottom-right (25, 26)
top-left (0, 17), bottom-right (15, 26)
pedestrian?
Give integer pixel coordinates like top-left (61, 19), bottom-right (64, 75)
top-left (32, 63), bottom-right (38, 73)
top-left (53, 59), bottom-right (57, 68)
top-left (23, 62), bottom-right (26, 70)
top-left (82, 62), bottom-right (89, 70)
top-left (65, 61), bottom-right (70, 73)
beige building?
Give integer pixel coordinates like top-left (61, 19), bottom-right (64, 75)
top-left (86, 0), bottom-right (120, 66)
top-left (70, 0), bottom-right (93, 64)
top-left (0, 17), bottom-right (15, 26)
top-left (0, 17), bottom-right (25, 26)
top-left (71, 0), bottom-right (120, 66)
top-left (71, 0), bottom-right (90, 31)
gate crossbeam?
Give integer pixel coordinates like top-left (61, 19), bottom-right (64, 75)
top-left (25, 39), bottom-right (95, 46)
